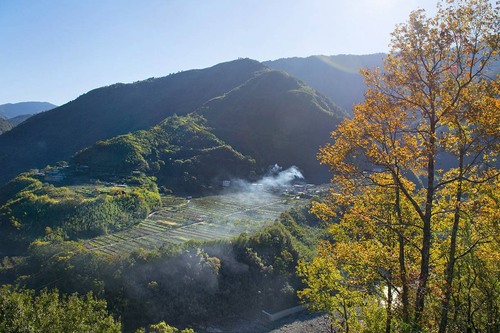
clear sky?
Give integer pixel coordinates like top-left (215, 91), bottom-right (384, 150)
top-left (0, 0), bottom-right (440, 106)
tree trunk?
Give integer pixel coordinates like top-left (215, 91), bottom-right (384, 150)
top-left (342, 299), bottom-right (349, 333)
top-left (413, 122), bottom-right (437, 331)
top-left (439, 150), bottom-right (464, 333)
top-left (385, 279), bottom-right (393, 333)
top-left (394, 184), bottom-right (410, 329)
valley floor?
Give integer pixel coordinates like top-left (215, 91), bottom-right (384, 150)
top-left (85, 190), bottom-right (312, 256)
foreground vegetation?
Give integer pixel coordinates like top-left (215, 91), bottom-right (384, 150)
top-left (299, 1), bottom-right (500, 332)
top-left (0, 286), bottom-right (121, 332)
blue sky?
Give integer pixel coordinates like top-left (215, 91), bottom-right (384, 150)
top-left (0, 0), bottom-right (440, 105)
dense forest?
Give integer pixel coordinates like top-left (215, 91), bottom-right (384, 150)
top-left (0, 171), bottom-right (161, 245)
top-left (72, 114), bottom-right (257, 194)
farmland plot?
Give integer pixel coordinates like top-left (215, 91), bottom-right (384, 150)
top-left (85, 191), bottom-right (309, 256)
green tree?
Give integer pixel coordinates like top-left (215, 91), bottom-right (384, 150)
top-left (135, 321), bottom-right (195, 333)
top-left (0, 285), bottom-right (121, 333)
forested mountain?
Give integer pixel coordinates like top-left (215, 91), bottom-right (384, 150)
top-left (265, 54), bottom-right (385, 114)
top-left (0, 58), bottom-right (345, 185)
top-left (0, 59), bottom-right (266, 184)
top-left (198, 69), bottom-right (346, 183)
top-left (72, 115), bottom-right (256, 193)
top-left (0, 101), bottom-right (56, 119)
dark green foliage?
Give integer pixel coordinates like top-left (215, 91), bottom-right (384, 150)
top-left (73, 135), bottom-right (150, 173)
top-left (0, 285), bottom-right (121, 332)
top-left (0, 173), bottom-right (161, 241)
top-left (136, 322), bottom-right (194, 333)
top-left (102, 225), bottom-right (305, 330)
top-left (0, 173), bottom-right (41, 204)
top-left (198, 70), bottom-right (345, 183)
top-left (72, 115), bottom-right (256, 193)
top-left (0, 59), bottom-right (264, 185)
top-left (17, 239), bottom-right (113, 296)
top-left (278, 203), bottom-right (327, 258)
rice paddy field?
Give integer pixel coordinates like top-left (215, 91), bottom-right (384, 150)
top-left (84, 190), bottom-right (310, 256)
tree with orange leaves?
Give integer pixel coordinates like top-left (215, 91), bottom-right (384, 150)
top-left (298, 1), bottom-right (499, 332)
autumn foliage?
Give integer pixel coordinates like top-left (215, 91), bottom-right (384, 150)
top-left (298, 0), bottom-right (500, 332)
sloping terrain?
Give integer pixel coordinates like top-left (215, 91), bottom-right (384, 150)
top-left (7, 114), bottom-right (33, 127)
top-left (0, 59), bottom-right (346, 186)
top-left (72, 114), bottom-right (256, 192)
top-left (198, 70), bottom-right (346, 182)
top-left (265, 54), bottom-right (385, 114)
top-left (85, 191), bottom-right (310, 257)
top-left (0, 59), bottom-right (265, 185)
top-left (0, 118), bottom-right (12, 134)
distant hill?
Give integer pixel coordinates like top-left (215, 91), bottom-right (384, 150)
top-left (7, 114), bottom-right (32, 127)
top-left (0, 118), bottom-right (12, 134)
top-left (0, 58), bottom-right (346, 186)
top-left (0, 59), bottom-right (267, 185)
top-left (264, 54), bottom-right (385, 114)
top-left (0, 101), bottom-right (56, 119)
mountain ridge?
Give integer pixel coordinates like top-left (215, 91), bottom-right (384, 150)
top-left (264, 53), bottom-right (385, 114)
top-left (69, 68), bottom-right (345, 188)
top-left (0, 101), bottom-right (57, 119)
top-left (198, 69), bottom-right (345, 183)
top-left (0, 59), bottom-right (268, 184)
top-left (0, 54), bottom-right (387, 186)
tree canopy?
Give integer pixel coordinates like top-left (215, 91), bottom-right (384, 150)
top-left (0, 286), bottom-right (121, 333)
top-left (299, 0), bottom-right (500, 332)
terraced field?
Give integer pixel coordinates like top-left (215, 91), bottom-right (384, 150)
top-left (85, 190), bottom-right (309, 256)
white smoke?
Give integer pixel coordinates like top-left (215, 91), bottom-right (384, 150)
top-left (255, 165), bottom-right (304, 189)
top-left (230, 164), bottom-right (304, 193)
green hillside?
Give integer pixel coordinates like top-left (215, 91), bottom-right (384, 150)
top-left (0, 59), bottom-right (265, 185)
top-left (0, 171), bottom-right (161, 244)
top-left (72, 114), bottom-right (256, 193)
top-left (198, 69), bottom-right (346, 183)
